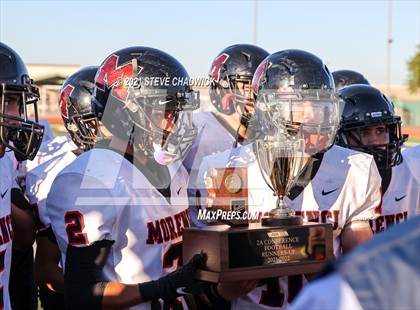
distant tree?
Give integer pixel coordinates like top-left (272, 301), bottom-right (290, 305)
top-left (407, 45), bottom-right (420, 93)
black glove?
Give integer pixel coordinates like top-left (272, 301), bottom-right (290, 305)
top-left (138, 253), bottom-right (206, 302)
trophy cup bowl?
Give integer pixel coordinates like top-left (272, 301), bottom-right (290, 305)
top-left (255, 137), bottom-right (305, 226)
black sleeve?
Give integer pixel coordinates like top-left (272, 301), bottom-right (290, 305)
top-left (11, 188), bottom-right (32, 211)
top-left (37, 226), bottom-right (58, 244)
top-left (64, 240), bottom-right (114, 310)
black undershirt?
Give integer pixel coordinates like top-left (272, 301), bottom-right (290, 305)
top-left (379, 168), bottom-right (392, 194)
top-left (287, 153), bottom-right (324, 200)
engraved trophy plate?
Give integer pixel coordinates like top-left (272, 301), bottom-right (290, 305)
top-left (228, 225), bottom-right (328, 268)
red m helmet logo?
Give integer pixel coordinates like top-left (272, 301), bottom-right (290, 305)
top-left (210, 53), bottom-right (229, 82)
top-left (95, 54), bottom-right (134, 102)
top-left (59, 84), bottom-right (74, 119)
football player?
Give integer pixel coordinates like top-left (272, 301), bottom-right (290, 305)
top-left (25, 66), bottom-right (98, 309)
top-left (196, 50), bottom-right (382, 308)
top-left (185, 44), bottom-right (269, 227)
top-left (46, 47), bottom-right (205, 309)
top-left (332, 69), bottom-right (370, 90)
top-left (336, 84), bottom-right (419, 233)
top-left (0, 42), bottom-right (44, 310)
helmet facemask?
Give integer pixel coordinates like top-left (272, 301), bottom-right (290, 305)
top-left (337, 117), bottom-right (406, 169)
top-left (64, 112), bottom-right (98, 151)
top-left (212, 73), bottom-right (255, 115)
top-left (211, 74), bottom-right (260, 146)
top-left (110, 88), bottom-right (200, 165)
top-left (256, 89), bottom-right (342, 156)
top-left (0, 83), bottom-right (44, 161)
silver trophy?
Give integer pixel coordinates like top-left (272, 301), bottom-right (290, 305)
top-left (255, 136), bottom-right (306, 226)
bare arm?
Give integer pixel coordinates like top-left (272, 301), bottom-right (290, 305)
top-left (341, 220), bottom-right (373, 254)
top-left (11, 203), bottom-right (35, 250)
top-left (102, 283), bottom-right (142, 309)
top-left (35, 230), bottom-right (64, 292)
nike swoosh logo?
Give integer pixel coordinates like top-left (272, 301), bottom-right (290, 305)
top-left (176, 286), bottom-right (189, 295)
top-left (158, 99), bottom-right (172, 105)
top-left (321, 188), bottom-right (338, 196)
top-left (395, 195), bottom-right (407, 202)
top-left (177, 187), bottom-right (182, 195)
top-left (0, 189), bottom-right (8, 199)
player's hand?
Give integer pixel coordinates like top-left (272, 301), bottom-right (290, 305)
top-left (138, 253), bottom-right (206, 302)
top-left (216, 279), bottom-right (258, 301)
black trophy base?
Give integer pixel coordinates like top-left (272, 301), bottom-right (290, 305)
top-left (261, 216), bottom-right (303, 226)
top-left (183, 222), bottom-right (334, 282)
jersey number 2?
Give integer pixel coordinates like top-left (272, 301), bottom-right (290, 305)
top-left (65, 211), bottom-right (89, 245)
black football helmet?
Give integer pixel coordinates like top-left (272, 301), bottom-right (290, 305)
top-left (332, 70), bottom-right (370, 90)
top-left (0, 42), bottom-right (44, 161)
top-left (59, 66), bottom-right (98, 151)
top-left (337, 84), bottom-right (407, 169)
top-left (209, 44), bottom-right (269, 117)
top-left (253, 49), bottom-right (341, 155)
top-left (92, 46), bottom-right (199, 164)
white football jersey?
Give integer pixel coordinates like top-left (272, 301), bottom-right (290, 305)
top-left (402, 145), bottom-right (420, 183)
top-left (47, 148), bottom-right (191, 310)
top-left (26, 135), bottom-right (75, 172)
top-left (184, 111), bottom-right (235, 175)
top-left (0, 155), bottom-right (15, 310)
top-left (5, 150), bottom-right (20, 189)
top-left (196, 144), bottom-right (382, 309)
top-left (39, 119), bottom-right (54, 143)
top-left (25, 149), bottom-right (78, 231)
top-left (184, 111), bottom-right (236, 227)
top-left (370, 151), bottom-right (420, 233)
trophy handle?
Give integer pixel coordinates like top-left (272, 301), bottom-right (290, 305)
top-left (254, 140), bottom-right (276, 194)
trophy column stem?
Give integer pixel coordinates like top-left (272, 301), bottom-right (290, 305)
top-left (261, 196), bottom-right (303, 226)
